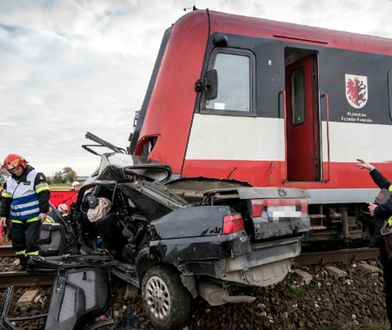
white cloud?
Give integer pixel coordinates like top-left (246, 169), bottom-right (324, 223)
top-left (0, 0), bottom-right (391, 176)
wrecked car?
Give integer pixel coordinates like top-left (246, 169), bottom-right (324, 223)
top-left (29, 135), bottom-right (310, 330)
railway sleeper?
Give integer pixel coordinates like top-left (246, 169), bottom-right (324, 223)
top-left (0, 258), bottom-right (116, 330)
top-left (0, 286), bottom-right (47, 330)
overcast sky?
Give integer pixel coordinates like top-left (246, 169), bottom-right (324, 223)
top-left (1, 0), bottom-right (392, 177)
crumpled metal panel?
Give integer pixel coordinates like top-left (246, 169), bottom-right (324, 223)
top-left (45, 267), bottom-right (111, 330)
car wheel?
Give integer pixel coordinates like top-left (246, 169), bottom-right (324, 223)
top-left (142, 265), bottom-right (191, 329)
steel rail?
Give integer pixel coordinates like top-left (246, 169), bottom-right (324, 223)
top-left (0, 247), bottom-right (380, 283)
top-left (0, 245), bottom-right (15, 257)
top-left (0, 271), bottom-right (54, 288)
top-left (295, 247), bottom-right (380, 265)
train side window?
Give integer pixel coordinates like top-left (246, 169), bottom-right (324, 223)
top-left (388, 69), bottom-right (392, 120)
top-left (291, 67), bottom-right (305, 125)
top-left (204, 51), bottom-right (253, 113)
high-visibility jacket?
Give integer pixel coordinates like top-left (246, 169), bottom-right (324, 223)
top-left (0, 166), bottom-right (50, 223)
top-left (370, 169), bottom-right (392, 226)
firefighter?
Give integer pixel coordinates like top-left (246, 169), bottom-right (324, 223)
top-left (357, 158), bottom-right (392, 326)
top-left (0, 154), bottom-right (50, 270)
top-left (71, 181), bottom-right (80, 192)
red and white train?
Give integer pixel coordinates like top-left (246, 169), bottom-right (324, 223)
top-left (129, 9), bottom-right (392, 243)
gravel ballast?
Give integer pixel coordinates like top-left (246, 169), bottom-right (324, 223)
top-left (0, 260), bottom-right (389, 329)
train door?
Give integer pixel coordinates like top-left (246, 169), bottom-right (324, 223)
top-left (285, 50), bottom-right (320, 181)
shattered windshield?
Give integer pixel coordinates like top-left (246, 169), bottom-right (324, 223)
top-left (107, 153), bottom-right (136, 167)
top-left (106, 154), bottom-right (171, 182)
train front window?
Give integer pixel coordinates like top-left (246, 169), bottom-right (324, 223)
top-left (205, 52), bottom-right (251, 112)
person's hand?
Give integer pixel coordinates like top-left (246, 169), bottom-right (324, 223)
top-left (368, 203), bottom-right (378, 216)
top-left (38, 213), bottom-right (47, 223)
top-left (0, 217), bottom-right (7, 227)
top-left (356, 159), bottom-right (375, 171)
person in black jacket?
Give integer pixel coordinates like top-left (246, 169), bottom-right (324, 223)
top-left (0, 154), bottom-right (50, 269)
top-left (357, 158), bottom-right (392, 326)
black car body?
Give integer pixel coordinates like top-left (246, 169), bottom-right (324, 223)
top-left (30, 152), bottom-right (310, 329)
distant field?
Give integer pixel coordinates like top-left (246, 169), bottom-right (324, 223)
top-left (49, 184), bottom-right (71, 191)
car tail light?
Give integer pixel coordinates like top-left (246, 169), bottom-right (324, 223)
top-left (251, 198), bottom-right (308, 219)
top-left (223, 213), bottom-right (244, 234)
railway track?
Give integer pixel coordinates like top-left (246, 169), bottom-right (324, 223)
top-left (0, 245), bottom-right (385, 329)
top-left (0, 245), bottom-right (15, 257)
top-left (0, 271), bottom-right (54, 289)
top-left (1, 244), bottom-right (381, 260)
top-left (0, 246), bottom-right (54, 288)
top-left (0, 245), bottom-right (381, 287)
top-left (295, 247), bottom-right (380, 265)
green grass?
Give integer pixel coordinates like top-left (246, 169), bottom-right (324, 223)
top-left (285, 285), bottom-right (310, 299)
top-left (49, 184), bottom-right (71, 191)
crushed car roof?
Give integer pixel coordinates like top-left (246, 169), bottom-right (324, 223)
top-left (86, 153), bottom-right (172, 184)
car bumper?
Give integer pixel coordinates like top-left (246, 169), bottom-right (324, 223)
top-left (176, 236), bottom-right (302, 287)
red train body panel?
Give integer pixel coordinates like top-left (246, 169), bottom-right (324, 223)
top-left (129, 9), bottom-right (392, 241)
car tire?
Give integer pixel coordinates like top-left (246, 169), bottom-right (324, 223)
top-left (141, 265), bottom-right (191, 329)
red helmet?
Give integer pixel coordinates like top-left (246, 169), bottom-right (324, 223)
top-left (57, 203), bottom-right (69, 215)
top-left (3, 153), bottom-right (28, 170)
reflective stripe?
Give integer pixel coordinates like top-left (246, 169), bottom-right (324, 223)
top-left (10, 211), bottom-right (40, 221)
top-left (35, 184), bottom-right (49, 194)
top-left (44, 216), bottom-right (54, 224)
top-left (11, 203), bottom-right (39, 212)
top-left (10, 206), bottom-right (40, 218)
top-left (388, 216), bottom-right (392, 226)
top-left (11, 217), bottom-right (39, 223)
top-left (35, 182), bottom-right (48, 189)
top-left (12, 193), bottom-right (38, 205)
top-left (389, 186), bottom-right (392, 192)
top-left (1, 191), bottom-right (12, 198)
top-left (11, 199), bottom-right (39, 210)
top-left (10, 195), bottom-right (40, 220)
top-left (26, 250), bottom-right (39, 256)
top-left (15, 250), bottom-right (26, 256)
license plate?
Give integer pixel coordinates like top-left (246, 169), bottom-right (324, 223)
top-left (266, 205), bottom-right (301, 220)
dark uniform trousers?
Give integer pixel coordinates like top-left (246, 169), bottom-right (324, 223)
top-left (12, 221), bottom-right (41, 256)
top-left (379, 242), bottom-right (392, 326)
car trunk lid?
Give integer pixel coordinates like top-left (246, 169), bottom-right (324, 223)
top-left (202, 186), bottom-right (310, 241)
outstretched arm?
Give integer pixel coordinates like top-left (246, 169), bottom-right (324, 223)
top-left (356, 158), bottom-right (375, 171)
top-left (356, 159), bottom-right (391, 189)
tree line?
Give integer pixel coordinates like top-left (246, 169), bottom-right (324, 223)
top-left (48, 167), bottom-right (78, 184)
top-left (0, 167), bottom-right (78, 185)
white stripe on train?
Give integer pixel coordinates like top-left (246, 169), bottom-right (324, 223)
top-left (186, 114), bottom-right (392, 163)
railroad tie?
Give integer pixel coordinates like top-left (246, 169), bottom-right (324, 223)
top-left (325, 265), bottom-right (347, 278)
top-left (17, 289), bottom-right (39, 307)
top-left (293, 269), bottom-right (313, 286)
top-left (358, 262), bottom-right (383, 275)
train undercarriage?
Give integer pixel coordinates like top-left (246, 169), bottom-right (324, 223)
top-left (305, 203), bottom-right (373, 248)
